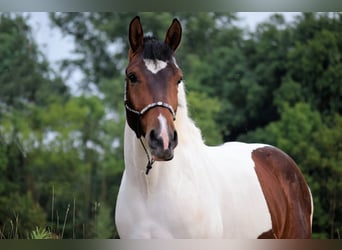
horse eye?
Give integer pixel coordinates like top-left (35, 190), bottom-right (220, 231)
top-left (177, 77), bottom-right (183, 84)
top-left (127, 73), bottom-right (138, 84)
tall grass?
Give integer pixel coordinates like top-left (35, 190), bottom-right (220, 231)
top-left (0, 214), bottom-right (19, 239)
top-left (0, 185), bottom-right (115, 239)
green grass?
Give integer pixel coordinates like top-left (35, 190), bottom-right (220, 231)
top-left (29, 227), bottom-right (54, 239)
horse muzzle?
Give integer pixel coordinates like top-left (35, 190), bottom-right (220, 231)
top-left (147, 128), bottom-right (178, 161)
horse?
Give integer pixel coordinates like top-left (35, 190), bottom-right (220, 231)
top-left (115, 16), bottom-right (313, 239)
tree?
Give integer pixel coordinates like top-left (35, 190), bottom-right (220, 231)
top-left (0, 13), bottom-right (68, 238)
top-left (288, 26), bottom-right (342, 114)
top-left (0, 13), bottom-right (121, 238)
top-left (239, 103), bottom-right (342, 238)
top-left (0, 14), bottom-right (67, 108)
top-left (187, 91), bottom-right (222, 145)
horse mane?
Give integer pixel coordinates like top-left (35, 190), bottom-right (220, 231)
top-left (175, 83), bottom-right (205, 146)
top-left (143, 36), bottom-right (174, 61)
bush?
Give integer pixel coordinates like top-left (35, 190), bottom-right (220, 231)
top-left (0, 192), bottom-right (46, 239)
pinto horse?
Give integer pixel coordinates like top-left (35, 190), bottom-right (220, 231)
top-left (115, 16), bottom-right (313, 239)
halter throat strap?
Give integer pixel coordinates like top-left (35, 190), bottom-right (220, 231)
top-left (139, 137), bottom-right (155, 175)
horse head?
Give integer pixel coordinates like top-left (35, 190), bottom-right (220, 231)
top-left (124, 16), bottom-right (183, 161)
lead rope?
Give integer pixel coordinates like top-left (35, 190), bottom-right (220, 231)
top-left (139, 138), bottom-right (155, 175)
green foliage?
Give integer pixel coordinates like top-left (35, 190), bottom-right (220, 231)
top-left (0, 14), bottom-right (67, 108)
top-left (0, 192), bottom-right (46, 239)
top-left (273, 79), bottom-right (305, 111)
top-left (0, 14), bottom-right (121, 239)
top-left (240, 103), bottom-right (342, 238)
top-left (29, 227), bottom-right (53, 239)
top-left (91, 202), bottom-right (114, 238)
top-left (187, 91), bottom-right (222, 145)
top-left (288, 28), bottom-right (342, 114)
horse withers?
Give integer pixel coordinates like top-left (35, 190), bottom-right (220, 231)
top-left (115, 16), bottom-right (313, 239)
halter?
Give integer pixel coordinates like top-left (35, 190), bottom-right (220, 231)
top-left (124, 80), bottom-right (176, 138)
top-left (125, 101), bottom-right (176, 122)
top-left (124, 80), bottom-right (177, 175)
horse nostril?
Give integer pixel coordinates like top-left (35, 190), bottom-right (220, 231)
top-left (149, 129), bottom-right (160, 149)
top-left (172, 130), bottom-right (178, 147)
top-left (148, 128), bottom-right (178, 153)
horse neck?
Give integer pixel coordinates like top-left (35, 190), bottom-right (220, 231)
top-left (174, 82), bottom-right (204, 143)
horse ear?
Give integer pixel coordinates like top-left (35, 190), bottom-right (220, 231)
top-left (129, 16), bottom-right (144, 53)
top-left (165, 18), bottom-right (182, 52)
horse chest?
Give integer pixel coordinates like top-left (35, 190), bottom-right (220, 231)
top-left (117, 172), bottom-right (223, 238)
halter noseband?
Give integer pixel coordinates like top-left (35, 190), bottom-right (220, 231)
top-left (125, 101), bottom-right (176, 121)
top-left (124, 80), bottom-right (176, 139)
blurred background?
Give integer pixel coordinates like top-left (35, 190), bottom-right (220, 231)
top-left (0, 12), bottom-right (341, 239)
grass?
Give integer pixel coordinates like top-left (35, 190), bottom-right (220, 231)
top-left (29, 227), bottom-right (54, 239)
top-left (1, 186), bottom-right (74, 239)
top-left (0, 214), bottom-right (19, 239)
top-left (0, 186), bottom-right (114, 239)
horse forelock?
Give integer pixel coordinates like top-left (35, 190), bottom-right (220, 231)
top-left (142, 36), bottom-right (174, 62)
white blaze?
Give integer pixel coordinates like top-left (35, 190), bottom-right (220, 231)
top-left (144, 59), bottom-right (167, 74)
top-left (158, 114), bottom-right (169, 150)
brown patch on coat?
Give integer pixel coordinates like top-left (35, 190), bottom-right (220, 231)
top-left (252, 146), bottom-right (312, 239)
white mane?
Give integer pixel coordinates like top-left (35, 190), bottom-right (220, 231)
top-left (174, 82), bottom-right (204, 146)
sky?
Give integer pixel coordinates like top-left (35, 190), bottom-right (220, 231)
top-left (26, 12), bottom-right (300, 93)
top-left (28, 12), bottom-right (299, 67)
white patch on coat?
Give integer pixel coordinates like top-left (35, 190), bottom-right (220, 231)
top-left (158, 114), bottom-right (169, 150)
top-left (144, 59), bottom-right (167, 74)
